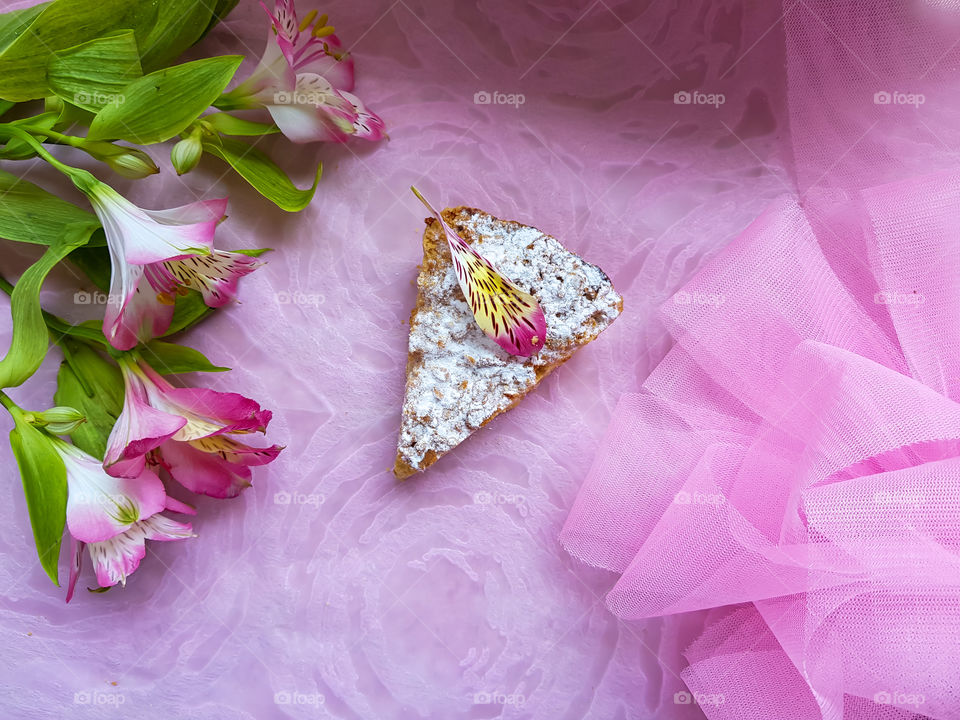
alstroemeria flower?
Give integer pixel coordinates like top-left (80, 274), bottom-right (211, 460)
top-left (267, 72), bottom-right (358, 143)
top-left (411, 188), bottom-right (548, 357)
top-left (55, 437), bottom-right (168, 544)
top-left (72, 172), bottom-right (263, 350)
top-left (66, 510), bottom-right (195, 601)
top-left (52, 439), bottom-right (194, 601)
top-left (71, 171), bottom-right (228, 349)
top-left (104, 356), bottom-right (282, 498)
top-left (218, 1), bottom-right (385, 144)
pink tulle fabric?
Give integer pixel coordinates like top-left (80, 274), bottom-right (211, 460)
top-left (4, 0), bottom-right (960, 716)
top-left (562, 1), bottom-right (960, 718)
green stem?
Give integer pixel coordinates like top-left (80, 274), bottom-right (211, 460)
top-left (59, 339), bottom-right (95, 396)
top-left (0, 389), bottom-right (19, 414)
top-left (17, 125), bottom-right (84, 148)
top-left (0, 124), bottom-right (80, 177)
top-left (0, 271), bottom-right (111, 351)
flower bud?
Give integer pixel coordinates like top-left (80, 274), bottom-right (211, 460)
top-left (30, 406), bottom-right (86, 435)
top-left (171, 130), bottom-right (203, 176)
top-left (108, 148), bottom-right (160, 179)
top-left (82, 141), bottom-right (159, 179)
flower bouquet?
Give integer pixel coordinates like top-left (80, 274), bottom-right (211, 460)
top-left (0, 0), bottom-right (384, 600)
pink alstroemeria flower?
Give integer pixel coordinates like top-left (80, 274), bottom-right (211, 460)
top-left (72, 172), bottom-right (262, 350)
top-left (104, 356), bottom-right (282, 499)
top-left (66, 512), bottom-right (195, 602)
top-left (53, 439), bottom-right (195, 601)
top-left (218, 1), bottom-right (385, 143)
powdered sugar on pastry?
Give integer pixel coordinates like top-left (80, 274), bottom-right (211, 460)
top-left (394, 207), bottom-right (622, 478)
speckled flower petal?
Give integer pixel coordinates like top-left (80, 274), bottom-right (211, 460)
top-left (339, 90), bottom-right (386, 141)
top-left (159, 251), bottom-right (263, 308)
top-left (188, 435), bottom-right (284, 466)
top-left (87, 514), bottom-right (194, 588)
top-left (411, 188), bottom-right (547, 357)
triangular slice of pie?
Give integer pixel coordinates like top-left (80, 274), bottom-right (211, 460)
top-left (394, 206), bottom-right (623, 479)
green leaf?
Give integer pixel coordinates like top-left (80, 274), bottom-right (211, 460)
top-left (0, 0), bottom-right (237, 99)
top-left (87, 55), bottom-right (243, 144)
top-left (164, 289), bottom-right (214, 336)
top-left (47, 31), bottom-right (142, 112)
top-left (233, 248), bottom-right (272, 258)
top-left (0, 169), bottom-right (101, 246)
top-left (67, 242), bottom-right (111, 291)
top-left (203, 136), bottom-right (322, 212)
top-left (54, 340), bottom-right (123, 459)
top-left (0, 3), bottom-right (48, 54)
top-left (45, 95), bottom-right (96, 130)
top-left (203, 113), bottom-right (280, 137)
top-left (137, 0), bottom-right (213, 72)
top-left (0, 225), bottom-right (94, 388)
top-left (142, 340), bottom-right (229, 374)
top-left (35, 311), bottom-right (111, 350)
top-left (0, 0), bottom-right (147, 102)
top-left (0, 112), bottom-right (58, 160)
top-left (199, 0), bottom-right (240, 40)
top-left (0, 99), bottom-right (13, 117)
top-left (8, 406), bottom-right (67, 585)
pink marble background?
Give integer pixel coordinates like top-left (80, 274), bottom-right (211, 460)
top-left (0, 0), bottom-right (796, 717)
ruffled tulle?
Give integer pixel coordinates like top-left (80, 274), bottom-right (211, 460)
top-left (562, 174), bottom-right (960, 718)
top-left (562, 0), bottom-right (960, 714)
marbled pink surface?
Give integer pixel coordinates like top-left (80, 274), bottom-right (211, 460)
top-left (0, 0), bottom-right (794, 717)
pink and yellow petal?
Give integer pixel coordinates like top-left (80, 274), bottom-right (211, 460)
top-left (103, 273), bottom-right (176, 351)
top-left (163, 251), bottom-right (262, 308)
top-left (188, 434), bottom-right (283, 466)
top-left (223, 33), bottom-right (297, 106)
top-left (450, 248), bottom-right (547, 356)
top-left (154, 386), bottom-right (272, 439)
top-left (295, 33), bottom-right (355, 91)
top-left (267, 73), bottom-right (357, 143)
top-left (104, 362), bottom-right (187, 477)
top-left (160, 440), bottom-right (254, 499)
top-left (411, 188), bottom-right (548, 357)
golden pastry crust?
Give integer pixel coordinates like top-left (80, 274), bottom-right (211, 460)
top-left (394, 207), bottom-right (623, 479)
